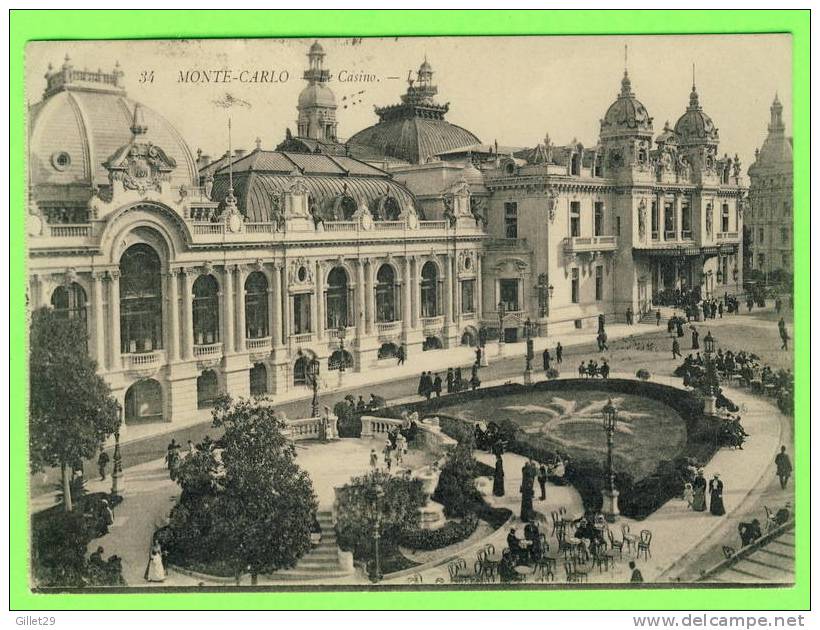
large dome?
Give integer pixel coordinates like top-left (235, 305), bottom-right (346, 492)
top-left (29, 72), bottom-right (198, 203)
top-left (348, 117), bottom-right (481, 165)
top-left (600, 72), bottom-right (653, 138)
top-left (674, 85), bottom-right (719, 146)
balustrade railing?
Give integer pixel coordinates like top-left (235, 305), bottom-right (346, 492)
top-left (376, 321), bottom-right (401, 334)
top-left (122, 351), bottom-right (165, 370)
top-left (192, 223), bottom-right (223, 235)
top-left (246, 336), bottom-right (271, 350)
top-left (717, 231), bottom-right (739, 241)
top-left (323, 221), bottom-right (357, 232)
top-left (419, 220), bottom-right (447, 230)
top-left (245, 222), bottom-right (276, 234)
top-left (50, 224), bottom-right (92, 238)
top-left (290, 332), bottom-right (313, 345)
top-left (374, 221), bottom-right (405, 231)
top-left (193, 342), bottom-right (223, 358)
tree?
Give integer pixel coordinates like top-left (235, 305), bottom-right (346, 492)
top-left (432, 435), bottom-right (483, 517)
top-left (335, 470), bottom-right (425, 561)
top-left (29, 307), bottom-right (120, 512)
top-left (168, 396), bottom-right (318, 583)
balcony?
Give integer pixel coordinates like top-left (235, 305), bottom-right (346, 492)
top-left (374, 221), bottom-right (406, 231)
top-left (420, 315), bottom-right (445, 335)
top-left (50, 224), bottom-right (92, 238)
top-left (419, 220), bottom-right (447, 230)
top-left (717, 231), bottom-right (739, 242)
top-left (193, 342), bottom-right (223, 358)
top-left (326, 327), bottom-right (355, 341)
top-left (376, 321), bottom-right (402, 337)
top-left (289, 332), bottom-right (313, 345)
top-left (487, 237), bottom-right (528, 251)
top-left (122, 350), bottom-right (165, 374)
top-left (562, 235), bottom-right (618, 253)
top-left (246, 336), bottom-right (271, 351)
top-left (323, 221), bottom-right (357, 232)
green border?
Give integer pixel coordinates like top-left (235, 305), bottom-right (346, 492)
top-left (9, 9), bottom-right (810, 611)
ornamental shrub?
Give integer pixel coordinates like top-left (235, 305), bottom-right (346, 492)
top-left (399, 515), bottom-right (479, 550)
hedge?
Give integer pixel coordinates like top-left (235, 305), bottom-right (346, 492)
top-left (399, 515), bottom-right (479, 550)
top-left (371, 379), bottom-right (731, 521)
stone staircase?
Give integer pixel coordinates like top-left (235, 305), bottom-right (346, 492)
top-left (267, 510), bottom-right (355, 581)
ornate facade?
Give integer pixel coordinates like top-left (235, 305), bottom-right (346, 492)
top-left (746, 95), bottom-right (793, 276)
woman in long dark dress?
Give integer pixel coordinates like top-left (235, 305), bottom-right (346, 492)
top-left (709, 473), bottom-right (726, 516)
top-left (493, 453), bottom-right (505, 497)
top-left (692, 469), bottom-right (707, 512)
top-left (691, 328), bottom-right (699, 350)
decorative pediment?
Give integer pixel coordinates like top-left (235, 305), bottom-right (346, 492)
top-left (494, 257), bottom-right (528, 275)
top-left (288, 258), bottom-right (314, 287)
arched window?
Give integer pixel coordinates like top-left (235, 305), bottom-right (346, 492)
top-left (376, 264), bottom-right (398, 323)
top-left (51, 282), bottom-right (87, 323)
top-left (125, 379), bottom-right (163, 424)
top-left (383, 197), bottom-right (401, 221)
top-left (120, 244), bottom-right (162, 354)
top-left (244, 272), bottom-right (269, 339)
top-left (293, 355), bottom-right (309, 386)
top-left (378, 342), bottom-right (399, 360)
top-left (328, 349), bottom-right (353, 371)
top-left (325, 266), bottom-right (350, 330)
top-left (249, 362), bottom-right (268, 397)
top-left (193, 275), bottom-right (220, 345)
top-left (197, 369), bottom-right (219, 408)
top-left (337, 196), bottom-right (357, 220)
top-left (421, 262), bottom-right (439, 318)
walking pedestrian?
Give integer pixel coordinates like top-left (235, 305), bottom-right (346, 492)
top-left (432, 373), bottom-right (442, 398)
top-left (446, 368), bottom-right (454, 394)
top-left (475, 346), bottom-right (482, 367)
top-left (396, 344), bottom-right (405, 365)
top-left (709, 473), bottom-right (726, 516)
top-left (672, 338), bottom-right (682, 359)
top-left (555, 342), bottom-right (563, 364)
top-left (144, 541), bottom-right (166, 583)
top-left (97, 450), bottom-right (110, 481)
top-left (656, 309), bottom-right (662, 326)
top-left (417, 372), bottom-right (426, 397)
top-left (383, 440), bottom-right (393, 471)
top-left (691, 327), bottom-right (699, 350)
top-left (493, 452), bottom-right (505, 497)
top-left (626, 306), bottom-right (633, 325)
top-left (775, 446), bottom-right (792, 489)
top-left (369, 448), bottom-right (378, 469)
top-left (692, 469), bottom-right (707, 512)
top-left (537, 463), bottom-right (548, 500)
top-left (542, 348), bottom-right (551, 372)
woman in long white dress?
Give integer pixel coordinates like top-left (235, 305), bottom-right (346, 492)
top-left (145, 542), bottom-right (166, 583)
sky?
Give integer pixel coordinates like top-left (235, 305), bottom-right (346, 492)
top-left (27, 34), bottom-right (792, 175)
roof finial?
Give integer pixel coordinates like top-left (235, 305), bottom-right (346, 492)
top-left (692, 63), bottom-right (696, 91)
top-left (130, 103), bottom-right (147, 136)
top-left (624, 44), bottom-right (628, 75)
top-left (227, 117), bottom-right (235, 203)
top-left (255, 136), bottom-right (262, 151)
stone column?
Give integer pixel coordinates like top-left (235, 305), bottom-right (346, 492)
top-left (235, 266), bottom-right (246, 352)
top-left (222, 266), bottom-right (235, 353)
top-left (411, 257), bottom-right (421, 328)
top-left (315, 261), bottom-right (325, 341)
top-left (365, 259), bottom-right (375, 335)
top-left (271, 265), bottom-right (283, 347)
top-left (356, 259), bottom-right (366, 338)
top-left (476, 254), bottom-right (484, 321)
top-left (181, 268), bottom-right (194, 360)
top-left (166, 269), bottom-right (179, 362)
top-left (108, 270), bottom-right (121, 369)
top-left (444, 254), bottom-right (454, 326)
top-left (92, 272), bottom-right (107, 370)
top-left (675, 194), bottom-right (682, 241)
top-left (402, 257), bottom-right (412, 333)
top-left (282, 266), bottom-right (292, 342)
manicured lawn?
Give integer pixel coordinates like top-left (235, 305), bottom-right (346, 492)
top-left (438, 388), bottom-right (687, 482)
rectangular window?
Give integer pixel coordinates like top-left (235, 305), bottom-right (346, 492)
top-left (499, 279), bottom-right (519, 311)
top-left (594, 156), bottom-right (603, 177)
top-left (651, 201), bottom-right (659, 240)
top-left (504, 202), bottom-right (518, 239)
top-left (664, 201), bottom-right (675, 239)
top-left (570, 201), bottom-right (581, 237)
top-left (460, 279), bottom-right (475, 314)
top-left (293, 293), bottom-right (312, 334)
top-left (780, 227), bottom-right (789, 244)
top-left (758, 227), bottom-right (765, 242)
top-left (721, 203), bottom-right (730, 233)
top-left (594, 202), bottom-right (604, 237)
top-left (681, 201), bottom-right (692, 239)
top-left (616, 216), bottom-right (621, 237)
top-left (571, 269), bottom-right (579, 304)
top-left (595, 266), bottom-right (603, 301)
top-left (758, 253), bottom-right (766, 270)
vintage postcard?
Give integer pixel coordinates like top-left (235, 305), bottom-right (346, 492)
top-left (24, 33), bottom-right (795, 594)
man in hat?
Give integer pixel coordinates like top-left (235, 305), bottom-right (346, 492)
top-left (775, 446), bottom-right (793, 489)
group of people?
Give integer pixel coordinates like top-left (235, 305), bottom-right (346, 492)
top-left (165, 438), bottom-right (196, 480)
top-left (737, 501), bottom-right (792, 549)
top-left (348, 393), bottom-right (387, 414)
top-left (541, 342), bottom-right (564, 372)
top-left (504, 521), bottom-right (547, 568)
top-left (652, 288), bottom-right (701, 309)
top-left (577, 358), bottom-right (610, 379)
top-left (87, 545), bottom-right (125, 586)
top-left (369, 412), bottom-right (419, 472)
top-left (682, 467), bottom-right (726, 516)
top-left (518, 458), bottom-right (567, 521)
top-left (417, 365), bottom-right (481, 400)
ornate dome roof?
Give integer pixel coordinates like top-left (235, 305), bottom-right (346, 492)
top-left (298, 82), bottom-right (337, 109)
top-left (29, 61), bottom-right (198, 203)
top-left (674, 84), bottom-right (719, 146)
top-left (309, 40), bottom-right (325, 55)
top-left (600, 71), bottom-right (653, 138)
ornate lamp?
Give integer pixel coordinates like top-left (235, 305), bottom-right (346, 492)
top-left (337, 326), bottom-right (347, 374)
top-left (523, 317), bottom-right (534, 381)
top-left (732, 266), bottom-right (739, 282)
top-left (369, 484), bottom-right (385, 582)
top-left (716, 269), bottom-right (723, 284)
top-left (702, 332), bottom-right (718, 414)
top-left (309, 356), bottom-right (320, 417)
top-left (601, 398), bottom-right (619, 522)
top-left (497, 300), bottom-right (506, 352)
top-left (111, 402), bottom-right (123, 498)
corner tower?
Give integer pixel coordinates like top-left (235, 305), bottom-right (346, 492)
top-left (297, 41), bottom-right (337, 142)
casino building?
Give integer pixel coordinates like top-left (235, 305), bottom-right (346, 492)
top-left (26, 43), bottom-right (745, 431)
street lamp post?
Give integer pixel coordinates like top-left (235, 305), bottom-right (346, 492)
top-left (497, 300), bottom-right (506, 356)
top-left (702, 331), bottom-right (718, 415)
top-left (478, 326), bottom-right (489, 367)
top-left (337, 326), bottom-right (346, 387)
top-left (535, 273), bottom-right (553, 336)
top-left (309, 356), bottom-right (320, 418)
top-left (369, 484), bottom-right (385, 583)
top-left (523, 318), bottom-right (535, 385)
top-left (601, 398), bottom-right (620, 522)
top-left (111, 402), bottom-right (123, 498)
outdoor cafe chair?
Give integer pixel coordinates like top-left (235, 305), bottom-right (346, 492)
top-left (607, 526), bottom-right (624, 558)
top-left (637, 529), bottom-right (653, 561)
top-left (534, 557), bottom-right (556, 583)
top-left (622, 523), bottom-right (638, 554)
top-left (407, 573), bottom-right (423, 584)
top-left (564, 559), bottom-right (588, 583)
